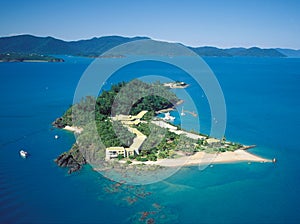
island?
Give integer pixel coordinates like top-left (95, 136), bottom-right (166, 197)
top-left (0, 34), bottom-right (288, 58)
top-left (77, 53), bottom-right (125, 58)
top-left (163, 81), bottom-right (189, 88)
top-left (53, 79), bottom-right (272, 174)
top-left (0, 53), bottom-right (64, 62)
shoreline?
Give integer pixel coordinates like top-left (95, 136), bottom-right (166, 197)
top-left (155, 99), bottom-right (184, 114)
top-left (0, 60), bottom-right (61, 63)
top-left (58, 116), bottom-right (272, 169)
top-left (130, 149), bottom-right (272, 167)
top-left (63, 125), bottom-right (83, 134)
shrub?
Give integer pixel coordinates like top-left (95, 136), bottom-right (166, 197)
top-left (158, 151), bottom-right (168, 159)
top-left (147, 154), bottom-right (157, 161)
top-left (136, 156), bottom-right (148, 162)
top-left (218, 148), bottom-right (226, 152)
top-left (129, 155), bottom-right (135, 160)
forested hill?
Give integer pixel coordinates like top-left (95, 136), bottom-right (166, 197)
top-left (189, 46), bottom-right (286, 57)
top-left (0, 35), bottom-right (149, 56)
top-left (0, 34), bottom-right (292, 57)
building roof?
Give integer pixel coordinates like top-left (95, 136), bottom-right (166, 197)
top-left (127, 127), bottom-right (145, 137)
top-left (106, 110), bottom-right (148, 156)
top-left (121, 120), bottom-right (141, 125)
top-left (206, 138), bottom-right (220, 144)
top-left (106, 146), bottom-right (125, 151)
top-left (130, 136), bottom-right (147, 151)
top-left (113, 110), bottom-right (148, 122)
top-left (114, 114), bottom-right (134, 121)
top-left (134, 110), bottom-right (148, 119)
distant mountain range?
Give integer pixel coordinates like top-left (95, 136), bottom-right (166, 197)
top-left (275, 48), bottom-right (300, 58)
top-left (0, 34), bottom-right (299, 58)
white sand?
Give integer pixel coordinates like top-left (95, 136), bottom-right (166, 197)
top-left (132, 149), bottom-right (271, 167)
top-left (63, 125), bottom-right (83, 134)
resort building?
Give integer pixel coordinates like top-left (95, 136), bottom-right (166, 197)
top-left (206, 138), bottom-right (220, 144)
top-left (105, 147), bottom-right (136, 159)
top-left (106, 111), bottom-right (148, 160)
top-left (112, 110), bottom-right (148, 125)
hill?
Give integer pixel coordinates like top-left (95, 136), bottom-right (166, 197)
top-left (0, 34), bottom-right (290, 57)
top-left (276, 48), bottom-right (300, 58)
top-left (0, 35), bottom-right (149, 56)
top-left (189, 46), bottom-right (286, 57)
top-left (225, 47), bottom-right (286, 57)
top-left (188, 46), bottom-right (231, 57)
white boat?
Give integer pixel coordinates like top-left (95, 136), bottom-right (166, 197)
top-left (162, 112), bottom-right (175, 121)
top-left (20, 150), bottom-right (28, 158)
top-left (181, 107), bottom-right (186, 116)
top-left (54, 135), bottom-right (59, 139)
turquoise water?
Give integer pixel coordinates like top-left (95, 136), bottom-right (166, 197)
top-left (0, 56), bottom-right (299, 223)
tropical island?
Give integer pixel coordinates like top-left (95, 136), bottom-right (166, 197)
top-left (53, 79), bottom-right (271, 174)
top-left (0, 53), bottom-right (64, 62)
top-left (163, 81), bottom-right (189, 89)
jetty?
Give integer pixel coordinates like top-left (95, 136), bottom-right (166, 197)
top-left (181, 108), bottom-right (197, 117)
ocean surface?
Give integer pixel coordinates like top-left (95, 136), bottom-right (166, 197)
top-left (0, 56), bottom-right (299, 223)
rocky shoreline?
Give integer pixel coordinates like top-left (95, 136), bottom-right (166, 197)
top-left (52, 117), bottom-right (66, 129)
top-left (54, 144), bottom-right (86, 174)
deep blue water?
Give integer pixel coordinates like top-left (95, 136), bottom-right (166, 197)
top-left (0, 56), bottom-right (299, 223)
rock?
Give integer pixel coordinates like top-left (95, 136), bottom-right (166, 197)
top-left (68, 164), bottom-right (81, 174)
top-left (52, 117), bottom-right (66, 129)
top-left (54, 144), bottom-right (86, 174)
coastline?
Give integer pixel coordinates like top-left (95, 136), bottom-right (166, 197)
top-left (59, 117), bottom-right (272, 169)
top-left (0, 59), bottom-right (63, 63)
top-left (63, 125), bottom-right (83, 134)
top-left (155, 99), bottom-right (184, 114)
top-left (131, 149), bottom-right (272, 167)
top-left (55, 80), bottom-right (273, 173)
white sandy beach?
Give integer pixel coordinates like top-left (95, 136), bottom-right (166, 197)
top-left (132, 149), bottom-right (272, 167)
top-left (63, 125), bottom-right (83, 134)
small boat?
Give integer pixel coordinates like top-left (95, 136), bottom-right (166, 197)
top-left (20, 150), bottom-right (28, 158)
top-left (54, 135), bottom-right (59, 139)
top-left (181, 107), bottom-right (186, 116)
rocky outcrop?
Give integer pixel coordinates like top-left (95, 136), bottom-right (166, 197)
top-left (52, 117), bottom-right (66, 129)
top-left (54, 144), bottom-right (86, 174)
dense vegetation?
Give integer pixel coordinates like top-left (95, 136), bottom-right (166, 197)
top-left (54, 79), bottom-right (242, 167)
top-left (134, 122), bottom-right (201, 161)
top-left (0, 53), bottom-right (64, 62)
top-left (54, 79), bottom-right (180, 150)
top-left (95, 79), bottom-right (179, 116)
top-left (96, 120), bottom-right (136, 147)
top-left (134, 122), bottom-right (243, 161)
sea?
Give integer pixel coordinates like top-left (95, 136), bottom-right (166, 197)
top-left (0, 55), bottom-right (299, 223)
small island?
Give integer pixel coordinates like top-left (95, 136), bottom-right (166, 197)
top-left (53, 79), bottom-right (271, 174)
top-left (163, 81), bottom-right (189, 89)
top-left (0, 53), bottom-right (64, 62)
